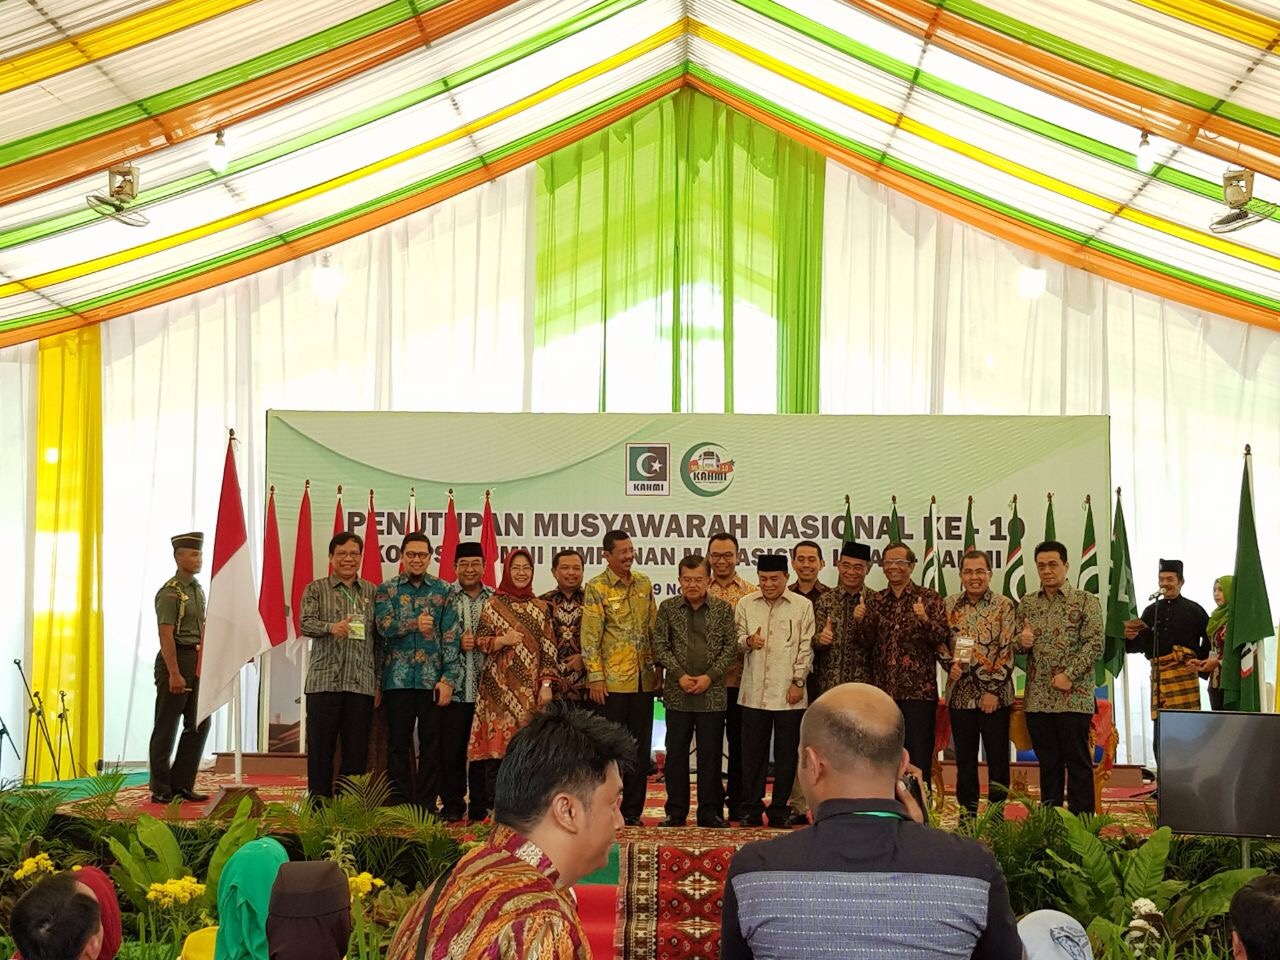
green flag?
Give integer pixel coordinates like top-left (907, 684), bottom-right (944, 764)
top-left (1078, 495), bottom-right (1100, 595)
top-left (1101, 490), bottom-right (1136, 684)
top-left (1044, 493), bottom-right (1057, 542)
top-left (841, 495), bottom-right (855, 545)
top-left (922, 497), bottom-right (949, 596)
top-left (1001, 496), bottom-right (1025, 603)
top-left (1222, 448), bottom-right (1272, 712)
top-left (964, 496), bottom-right (978, 552)
top-left (888, 496), bottom-right (902, 542)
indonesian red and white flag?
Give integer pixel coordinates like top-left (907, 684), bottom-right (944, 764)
top-left (259, 486), bottom-right (291, 648)
top-left (197, 434), bottom-right (272, 723)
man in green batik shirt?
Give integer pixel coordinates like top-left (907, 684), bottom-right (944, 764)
top-left (1016, 539), bottom-right (1103, 815)
top-left (148, 531), bottom-right (210, 804)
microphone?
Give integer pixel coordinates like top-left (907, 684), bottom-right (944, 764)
top-left (1148, 590), bottom-right (1161, 601)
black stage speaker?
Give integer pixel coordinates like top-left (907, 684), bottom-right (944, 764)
top-left (1156, 709), bottom-right (1280, 839)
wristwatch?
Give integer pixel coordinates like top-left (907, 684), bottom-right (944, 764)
top-left (791, 677), bottom-right (805, 688)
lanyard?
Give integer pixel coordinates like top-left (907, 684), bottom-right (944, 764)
top-left (338, 583), bottom-right (363, 613)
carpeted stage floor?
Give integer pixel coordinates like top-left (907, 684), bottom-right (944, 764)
top-left (56, 770), bottom-right (1155, 959)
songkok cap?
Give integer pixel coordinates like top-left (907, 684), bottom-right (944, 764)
top-left (455, 541), bottom-right (484, 561)
top-left (267, 861), bottom-right (350, 918)
top-left (171, 532), bottom-right (204, 550)
top-left (1159, 558), bottom-right (1184, 577)
top-left (840, 541), bottom-right (871, 561)
top-left (756, 553), bottom-right (789, 574)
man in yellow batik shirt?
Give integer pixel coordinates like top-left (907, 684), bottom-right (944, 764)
top-left (581, 529), bottom-right (659, 826)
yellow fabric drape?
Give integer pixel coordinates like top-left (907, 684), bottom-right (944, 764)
top-left (30, 328), bottom-right (103, 781)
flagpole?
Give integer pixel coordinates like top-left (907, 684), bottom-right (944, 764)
top-left (233, 671), bottom-right (243, 785)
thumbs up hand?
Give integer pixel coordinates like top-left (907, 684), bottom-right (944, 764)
top-left (912, 599), bottom-right (928, 622)
top-left (817, 619), bottom-right (834, 647)
top-left (1020, 623), bottom-right (1035, 651)
top-left (854, 596), bottom-right (867, 622)
top-left (332, 615), bottom-right (352, 639)
top-left (748, 627), bottom-right (766, 651)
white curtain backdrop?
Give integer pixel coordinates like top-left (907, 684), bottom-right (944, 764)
top-left (3, 155), bottom-right (1277, 772)
top-left (0, 343), bottom-right (35, 781)
top-left (97, 168), bottom-right (532, 766)
top-left (821, 159), bottom-right (1280, 764)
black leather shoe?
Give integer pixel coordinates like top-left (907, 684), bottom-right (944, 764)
top-left (697, 816), bottom-right (729, 828)
top-left (741, 814), bottom-right (764, 827)
top-left (175, 789), bottom-right (209, 803)
top-left (623, 817), bottom-right (643, 827)
top-left (659, 817), bottom-right (686, 827)
top-left (150, 792), bottom-right (174, 804)
top-left (786, 812), bottom-right (810, 827)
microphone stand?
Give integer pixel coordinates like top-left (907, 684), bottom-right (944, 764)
top-left (1149, 592), bottom-right (1163, 778)
top-left (14, 659), bottom-right (60, 781)
top-left (56, 690), bottom-right (80, 779)
top-left (0, 713), bottom-right (21, 782)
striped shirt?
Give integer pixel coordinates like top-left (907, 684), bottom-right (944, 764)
top-left (300, 575), bottom-right (380, 697)
top-left (721, 798), bottom-right (1022, 960)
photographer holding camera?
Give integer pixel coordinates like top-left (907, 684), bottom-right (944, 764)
top-left (720, 683), bottom-right (1022, 960)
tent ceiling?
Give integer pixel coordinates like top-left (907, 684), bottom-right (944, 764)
top-left (0, 0), bottom-right (1277, 345)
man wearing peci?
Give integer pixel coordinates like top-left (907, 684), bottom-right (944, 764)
top-left (441, 541), bottom-right (492, 822)
top-left (862, 542), bottom-right (951, 778)
top-left (653, 554), bottom-right (737, 828)
top-left (735, 553), bottom-right (815, 828)
top-left (707, 531), bottom-right (755, 821)
top-left (148, 532), bottom-right (211, 804)
top-left (580, 529), bottom-right (660, 826)
top-left (374, 531), bottom-right (458, 811)
top-left (299, 531), bottom-right (380, 800)
top-left (1017, 540), bottom-right (1104, 814)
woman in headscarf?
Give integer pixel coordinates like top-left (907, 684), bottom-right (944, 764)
top-left (467, 549), bottom-right (558, 817)
top-left (1199, 575), bottom-right (1232, 711)
top-left (265, 861), bottom-right (352, 960)
top-left (213, 838), bottom-right (289, 960)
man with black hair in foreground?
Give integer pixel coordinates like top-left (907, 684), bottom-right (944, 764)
top-left (721, 683), bottom-right (1022, 960)
top-left (11, 872), bottom-right (104, 960)
top-left (1231, 874), bottom-right (1280, 960)
top-left (385, 702), bottom-right (634, 960)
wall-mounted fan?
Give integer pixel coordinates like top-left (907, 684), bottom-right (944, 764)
top-left (85, 164), bottom-right (149, 227)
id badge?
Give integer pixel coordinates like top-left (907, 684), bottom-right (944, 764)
top-left (349, 619), bottom-right (366, 641)
top-left (954, 636), bottom-right (976, 664)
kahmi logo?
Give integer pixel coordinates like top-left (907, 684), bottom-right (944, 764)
top-left (681, 443), bottom-right (735, 497)
top-left (626, 444), bottom-right (670, 496)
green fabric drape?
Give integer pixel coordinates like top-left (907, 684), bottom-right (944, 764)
top-left (534, 89), bottom-right (824, 413)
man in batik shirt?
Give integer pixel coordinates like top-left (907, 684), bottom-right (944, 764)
top-left (707, 531), bottom-right (755, 821)
top-left (945, 549), bottom-right (1015, 815)
top-left (541, 549), bottom-right (588, 702)
top-left (580, 530), bottom-right (659, 826)
top-left (812, 541), bottom-right (875, 695)
top-left (1017, 540), bottom-right (1103, 815)
top-left (386, 705), bottom-right (631, 960)
top-left (862, 542), bottom-right (950, 777)
top-left (375, 531), bottom-right (459, 811)
top-left (441, 541), bottom-right (492, 821)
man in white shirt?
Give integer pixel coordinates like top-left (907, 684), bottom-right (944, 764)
top-left (734, 553), bottom-right (815, 827)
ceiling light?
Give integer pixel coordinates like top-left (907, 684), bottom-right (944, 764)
top-left (1017, 267), bottom-right (1047, 299)
top-left (1135, 132), bottom-right (1154, 174)
top-left (313, 252), bottom-right (345, 303)
top-left (208, 130), bottom-right (230, 174)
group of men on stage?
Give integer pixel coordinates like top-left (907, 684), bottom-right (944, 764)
top-left (148, 525), bottom-right (1212, 820)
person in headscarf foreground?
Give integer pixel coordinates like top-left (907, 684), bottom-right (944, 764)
top-left (385, 703), bottom-right (633, 960)
top-left (213, 838), bottom-right (289, 960)
top-left (265, 861), bottom-right (352, 960)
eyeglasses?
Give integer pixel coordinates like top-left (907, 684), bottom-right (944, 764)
top-left (402, 551), bottom-right (431, 560)
top-left (708, 551), bottom-right (736, 560)
top-left (882, 559), bottom-right (912, 567)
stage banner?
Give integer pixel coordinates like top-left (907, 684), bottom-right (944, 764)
top-left (262, 412), bottom-right (1110, 739)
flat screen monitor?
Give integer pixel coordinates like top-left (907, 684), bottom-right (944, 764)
top-left (1156, 709), bottom-right (1280, 839)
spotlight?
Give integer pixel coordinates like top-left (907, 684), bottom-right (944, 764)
top-left (313, 252), bottom-right (345, 303)
top-left (1135, 131), bottom-right (1154, 174)
top-left (1017, 267), bottom-right (1047, 299)
top-left (208, 130), bottom-right (230, 174)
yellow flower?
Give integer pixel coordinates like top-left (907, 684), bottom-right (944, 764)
top-left (347, 871), bottom-right (385, 900)
top-left (14, 853), bottom-right (55, 881)
top-left (146, 876), bottom-right (206, 908)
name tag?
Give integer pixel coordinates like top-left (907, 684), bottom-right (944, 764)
top-left (954, 636), bottom-right (977, 664)
top-left (349, 619), bottom-right (366, 641)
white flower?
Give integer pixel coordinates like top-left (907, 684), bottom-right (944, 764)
top-left (1130, 898), bottom-right (1160, 917)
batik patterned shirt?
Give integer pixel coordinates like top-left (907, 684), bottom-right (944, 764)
top-left (1017, 583), bottom-right (1104, 715)
top-left (385, 826), bottom-right (589, 960)
top-left (811, 586), bottom-right (874, 694)
top-left (944, 590), bottom-right (1016, 709)
top-left (539, 588), bottom-right (587, 700)
top-left (581, 568), bottom-right (659, 693)
top-left (442, 584), bottom-right (495, 703)
top-left (375, 573), bottom-right (459, 691)
top-left (653, 595), bottom-right (738, 712)
top-left (709, 574), bottom-right (756, 687)
top-left (864, 582), bottom-right (950, 701)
